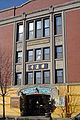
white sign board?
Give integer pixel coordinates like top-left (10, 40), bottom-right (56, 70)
top-left (55, 97), bottom-right (65, 107)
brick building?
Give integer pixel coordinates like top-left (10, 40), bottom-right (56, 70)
top-left (0, 0), bottom-right (80, 118)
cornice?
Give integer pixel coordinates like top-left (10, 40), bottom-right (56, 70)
top-left (0, 0), bottom-right (80, 26)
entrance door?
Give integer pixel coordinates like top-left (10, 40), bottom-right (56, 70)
top-left (25, 94), bottom-right (50, 116)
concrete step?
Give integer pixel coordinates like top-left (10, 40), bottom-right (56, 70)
top-left (6, 116), bottom-right (50, 120)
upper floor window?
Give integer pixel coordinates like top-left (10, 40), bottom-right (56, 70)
top-left (26, 72), bottom-right (33, 85)
top-left (29, 22), bottom-right (34, 40)
top-left (27, 50), bottom-right (33, 62)
top-left (43, 70), bottom-right (50, 84)
top-left (35, 71), bottom-right (41, 84)
top-left (55, 15), bottom-right (62, 35)
top-left (26, 17), bottom-right (50, 40)
top-left (43, 47), bottom-right (50, 60)
top-left (55, 69), bottom-right (63, 83)
top-left (55, 46), bottom-right (63, 59)
top-left (16, 51), bottom-right (22, 63)
top-left (43, 18), bottom-right (50, 37)
top-left (15, 73), bottom-right (22, 85)
top-left (35, 49), bottom-right (41, 61)
top-left (17, 24), bottom-right (23, 41)
top-left (36, 20), bottom-right (42, 38)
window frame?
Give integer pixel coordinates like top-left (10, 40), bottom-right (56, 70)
top-left (35, 48), bottom-right (41, 61)
top-left (16, 51), bottom-right (22, 63)
top-left (55, 69), bottom-right (63, 83)
top-left (55, 45), bottom-right (63, 59)
top-left (43, 18), bottom-right (50, 37)
top-left (34, 71), bottom-right (41, 84)
top-left (54, 14), bottom-right (62, 35)
top-left (26, 72), bottom-right (33, 85)
top-left (15, 72), bottom-right (22, 85)
top-left (28, 22), bottom-right (34, 40)
top-left (36, 20), bottom-right (42, 38)
top-left (43, 70), bottom-right (50, 84)
top-left (43, 47), bottom-right (50, 60)
top-left (17, 23), bottom-right (23, 42)
top-left (27, 49), bottom-right (33, 62)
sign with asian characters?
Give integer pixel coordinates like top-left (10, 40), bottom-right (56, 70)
top-left (21, 86), bottom-right (51, 95)
top-left (28, 63), bottom-right (48, 70)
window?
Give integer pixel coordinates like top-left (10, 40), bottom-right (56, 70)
top-left (35, 49), bottom-right (41, 61)
top-left (55, 69), bottom-right (63, 83)
top-left (17, 24), bottom-right (23, 41)
top-left (55, 15), bottom-right (62, 35)
top-left (43, 47), bottom-right (50, 60)
top-left (16, 51), bottom-right (22, 63)
top-left (29, 22), bottom-right (34, 40)
top-left (27, 72), bottom-right (33, 84)
top-left (43, 70), bottom-right (50, 84)
top-left (55, 46), bottom-right (63, 59)
top-left (35, 71), bottom-right (41, 84)
top-left (15, 73), bottom-right (22, 85)
top-left (43, 18), bottom-right (50, 37)
top-left (36, 20), bottom-right (42, 38)
top-left (27, 50), bottom-right (33, 62)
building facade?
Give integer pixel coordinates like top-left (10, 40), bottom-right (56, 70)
top-left (0, 0), bottom-right (80, 118)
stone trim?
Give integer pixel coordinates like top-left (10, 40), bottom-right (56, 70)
top-left (0, 1), bottom-right (80, 26)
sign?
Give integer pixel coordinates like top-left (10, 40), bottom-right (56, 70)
top-left (10, 97), bottom-right (20, 108)
top-left (28, 63), bottom-right (48, 70)
top-left (55, 97), bottom-right (65, 107)
top-left (21, 86), bottom-right (51, 95)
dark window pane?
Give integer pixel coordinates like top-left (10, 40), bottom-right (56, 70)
top-left (55, 46), bottom-right (63, 59)
top-left (16, 51), bottom-right (22, 63)
top-left (44, 18), bottom-right (50, 37)
top-left (28, 50), bottom-right (33, 61)
top-left (44, 28), bottom-right (50, 37)
top-left (44, 19), bottom-right (49, 28)
top-left (17, 24), bottom-right (23, 41)
top-left (29, 22), bottom-right (34, 39)
top-left (18, 33), bottom-right (23, 41)
top-left (29, 31), bottom-right (34, 40)
top-left (16, 73), bottom-right (22, 85)
top-left (27, 72), bottom-right (33, 84)
top-left (55, 15), bottom-right (62, 35)
top-left (43, 47), bottom-right (50, 60)
top-left (56, 16), bottom-right (62, 26)
top-left (36, 49), bottom-right (41, 61)
top-left (29, 22), bottom-right (33, 31)
top-left (56, 69), bottom-right (63, 83)
top-left (37, 29), bottom-right (42, 38)
top-left (36, 20), bottom-right (42, 38)
top-left (35, 71), bottom-right (41, 84)
top-left (43, 71), bottom-right (50, 84)
top-left (56, 25), bottom-right (62, 35)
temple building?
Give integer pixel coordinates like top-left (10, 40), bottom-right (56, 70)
top-left (0, 0), bottom-right (80, 119)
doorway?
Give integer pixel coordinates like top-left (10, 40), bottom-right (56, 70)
top-left (20, 94), bottom-right (50, 116)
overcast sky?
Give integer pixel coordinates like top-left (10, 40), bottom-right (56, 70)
top-left (0, 0), bottom-right (28, 10)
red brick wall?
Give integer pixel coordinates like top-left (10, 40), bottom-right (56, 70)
top-left (0, 9), bottom-right (14, 20)
top-left (15, 0), bottom-right (74, 15)
top-left (0, 0), bottom-right (74, 20)
top-left (0, 24), bottom-right (13, 85)
top-left (66, 9), bottom-right (80, 83)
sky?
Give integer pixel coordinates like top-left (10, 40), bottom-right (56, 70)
top-left (0, 0), bottom-right (28, 10)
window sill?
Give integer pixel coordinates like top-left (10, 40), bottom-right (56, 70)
top-left (16, 41), bottom-right (22, 44)
top-left (54, 34), bottom-right (62, 37)
top-left (25, 36), bottom-right (50, 41)
top-left (25, 60), bottom-right (51, 64)
top-left (16, 62), bottom-right (22, 65)
top-left (55, 58), bottom-right (63, 61)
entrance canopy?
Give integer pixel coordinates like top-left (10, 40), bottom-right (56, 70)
top-left (21, 86), bottom-right (52, 95)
